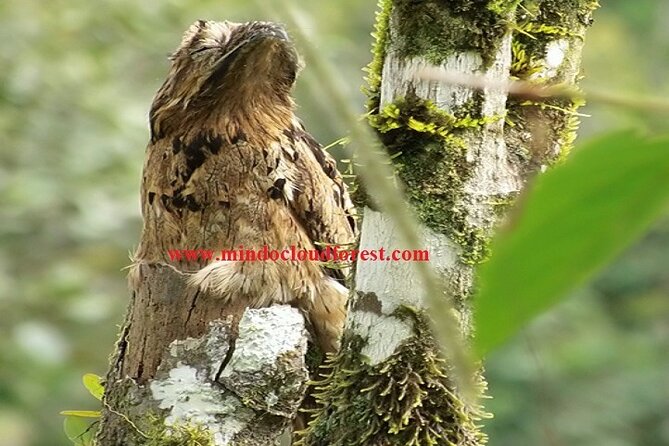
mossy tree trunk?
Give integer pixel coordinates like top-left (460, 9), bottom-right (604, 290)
top-left (506, 0), bottom-right (599, 172)
top-left (302, 1), bottom-right (597, 445)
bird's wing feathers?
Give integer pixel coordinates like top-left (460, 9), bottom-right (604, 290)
top-left (139, 121), bottom-right (356, 283)
top-left (281, 122), bottom-right (356, 277)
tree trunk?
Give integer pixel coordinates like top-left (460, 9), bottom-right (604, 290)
top-left (302, 1), bottom-right (597, 445)
top-left (96, 261), bottom-right (309, 445)
top-left (506, 0), bottom-right (598, 172)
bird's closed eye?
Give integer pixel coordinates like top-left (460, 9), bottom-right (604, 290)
top-left (190, 46), bottom-right (218, 57)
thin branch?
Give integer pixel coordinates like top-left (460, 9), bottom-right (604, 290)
top-left (419, 67), bottom-right (669, 113)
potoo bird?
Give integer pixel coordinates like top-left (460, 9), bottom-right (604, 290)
top-left (134, 20), bottom-right (356, 353)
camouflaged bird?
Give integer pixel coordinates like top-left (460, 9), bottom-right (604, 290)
top-left (134, 20), bottom-right (356, 353)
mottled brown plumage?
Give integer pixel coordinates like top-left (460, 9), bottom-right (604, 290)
top-left (134, 20), bottom-right (356, 352)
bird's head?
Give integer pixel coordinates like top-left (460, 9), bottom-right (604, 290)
top-left (150, 20), bottom-right (301, 141)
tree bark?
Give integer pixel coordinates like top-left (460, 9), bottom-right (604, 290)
top-left (302, 1), bottom-right (597, 445)
top-left (96, 262), bottom-right (309, 445)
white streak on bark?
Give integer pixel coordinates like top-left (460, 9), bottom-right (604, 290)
top-left (380, 53), bottom-right (482, 112)
top-left (463, 35), bottom-right (522, 229)
top-left (353, 209), bottom-right (465, 365)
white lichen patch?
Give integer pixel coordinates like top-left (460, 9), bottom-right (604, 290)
top-left (463, 33), bottom-right (522, 228)
top-left (169, 337), bottom-right (202, 357)
top-left (219, 306), bottom-right (305, 376)
top-left (356, 209), bottom-right (461, 313)
top-left (531, 39), bottom-right (570, 81)
top-left (203, 321), bottom-right (235, 381)
top-left (217, 306), bottom-right (308, 417)
top-left (546, 39), bottom-right (568, 69)
top-left (167, 319), bottom-right (232, 382)
top-left (150, 363), bottom-right (253, 445)
top-left (349, 310), bottom-right (413, 365)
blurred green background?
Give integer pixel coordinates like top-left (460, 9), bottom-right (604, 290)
top-left (0, 1), bottom-right (667, 445)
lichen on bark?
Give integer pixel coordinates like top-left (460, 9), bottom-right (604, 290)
top-left (97, 294), bottom-right (308, 446)
top-left (370, 94), bottom-right (502, 265)
top-left (358, 0), bottom-right (518, 263)
top-left (303, 0), bottom-right (597, 445)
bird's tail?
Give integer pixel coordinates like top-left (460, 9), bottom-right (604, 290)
top-left (307, 277), bottom-right (348, 353)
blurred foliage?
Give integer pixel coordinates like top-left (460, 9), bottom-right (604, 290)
top-left (0, 1), bottom-right (667, 445)
top-left (486, 225), bottom-right (669, 445)
top-left (475, 132), bottom-right (669, 357)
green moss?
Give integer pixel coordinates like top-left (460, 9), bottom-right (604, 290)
top-left (510, 40), bottom-right (544, 80)
top-left (511, 23), bottom-right (574, 76)
top-left (363, 0), bottom-right (393, 115)
top-left (359, 1), bottom-right (517, 263)
top-left (299, 307), bottom-right (488, 446)
top-left (522, 0), bottom-right (599, 30)
top-left (363, 0), bottom-right (521, 116)
top-left (514, 0), bottom-right (599, 66)
top-left (487, 0), bottom-right (522, 15)
top-left (392, 0), bottom-right (514, 68)
top-left (549, 94), bottom-right (587, 164)
top-left (140, 416), bottom-right (214, 446)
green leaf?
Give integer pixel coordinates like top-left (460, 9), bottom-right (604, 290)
top-left (474, 131), bottom-right (669, 357)
top-left (82, 373), bottom-right (104, 401)
top-left (60, 410), bottom-right (102, 418)
top-left (63, 416), bottom-right (97, 446)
